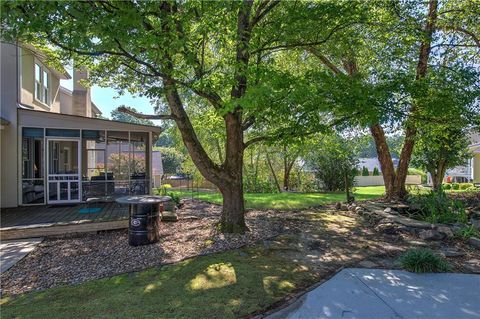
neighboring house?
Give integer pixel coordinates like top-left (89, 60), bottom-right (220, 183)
top-left (357, 157), bottom-right (399, 173)
top-left (443, 133), bottom-right (480, 184)
top-left (0, 42), bottom-right (161, 208)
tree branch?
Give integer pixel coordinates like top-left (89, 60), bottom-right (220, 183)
top-left (117, 106), bottom-right (174, 120)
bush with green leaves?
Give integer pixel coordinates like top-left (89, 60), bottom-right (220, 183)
top-left (408, 190), bottom-right (467, 224)
top-left (459, 183), bottom-right (473, 190)
top-left (442, 184), bottom-right (451, 190)
top-left (168, 192), bottom-right (181, 207)
top-left (451, 183), bottom-right (460, 190)
top-left (397, 249), bottom-right (451, 273)
top-left (372, 167), bottom-right (380, 176)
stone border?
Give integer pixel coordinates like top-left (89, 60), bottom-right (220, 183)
top-left (354, 201), bottom-right (480, 249)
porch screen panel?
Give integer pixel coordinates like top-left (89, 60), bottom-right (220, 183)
top-left (130, 132), bottom-right (149, 195)
top-left (82, 130), bottom-right (107, 199)
top-left (22, 127), bottom-right (45, 204)
top-left (107, 131), bottom-right (130, 196)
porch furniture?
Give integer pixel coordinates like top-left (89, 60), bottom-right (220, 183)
top-left (115, 195), bottom-right (171, 246)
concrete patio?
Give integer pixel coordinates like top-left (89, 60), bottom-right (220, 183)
top-left (266, 268), bottom-right (480, 319)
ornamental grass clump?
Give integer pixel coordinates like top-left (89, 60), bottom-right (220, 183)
top-left (408, 190), bottom-right (467, 224)
top-left (397, 248), bottom-right (451, 273)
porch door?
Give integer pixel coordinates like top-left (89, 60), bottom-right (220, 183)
top-left (47, 139), bottom-right (81, 204)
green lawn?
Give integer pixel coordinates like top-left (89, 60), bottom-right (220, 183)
top-left (171, 186), bottom-right (386, 210)
top-left (1, 248), bottom-right (316, 319)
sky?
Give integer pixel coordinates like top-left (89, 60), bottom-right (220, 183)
top-left (60, 68), bottom-right (162, 125)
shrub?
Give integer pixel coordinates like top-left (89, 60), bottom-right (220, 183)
top-left (459, 183), bottom-right (473, 190)
top-left (155, 184), bottom-right (173, 196)
top-left (442, 184), bottom-right (451, 190)
top-left (168, 192), bottom-right (181, 207)
top-left (408, 190), bottom-right (467, 224)
top-left (372, 167), bottom-right (380, 176)
top-left (397, 249), bottom-right (451, 273)
top-left (451, 183), bottom-right (460, 190)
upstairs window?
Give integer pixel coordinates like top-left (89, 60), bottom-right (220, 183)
top-left (34, 62), bottom-right (50, 106)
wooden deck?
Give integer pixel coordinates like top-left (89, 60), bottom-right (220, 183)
top-left (0, 202), bottom-right (129, 240)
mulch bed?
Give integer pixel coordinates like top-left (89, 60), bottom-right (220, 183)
top-left (0, 200), bottom-right (289, 296)
top-left (1, 199), bottom-right (479, 297)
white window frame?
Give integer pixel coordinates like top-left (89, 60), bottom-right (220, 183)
top-left (34, 60), bottom-right (51, 107)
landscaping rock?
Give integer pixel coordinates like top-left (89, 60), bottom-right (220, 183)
top-left (464, 259), bottom-right (480, 274)
top-left (375, 222), bottom-right (403, 235)
top-left (358, 260), bottom-right (378, 268)
top-left (161, 211), bottom-right (178, 222)
top-left (468, 237), bottom-right (480, 250)
top-left (470, 218), bottom-right (480, 230)
top-left (419, 229), bottom-right (445, 241)
top-left (355, 206), bottom-right (364, 213)
top-left (436, 226), bottom-right (454, 238)
top-left (384, 207), bottom-right (393, 214)
top-left (438, 247), bottom-right (466, 258)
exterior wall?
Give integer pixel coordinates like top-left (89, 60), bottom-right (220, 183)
top-left (72, 68), bottom-right (92, 117)
top-left (354, 175), bottom-right (422, 187)
top-left (20, 48), bottom-right (61, 113)
top-left (473, 154), bottom-right (480, 184)
top-left (59, 88), bottom-right (74, 115)
top-left (0, 43), bottom-right (19, 208)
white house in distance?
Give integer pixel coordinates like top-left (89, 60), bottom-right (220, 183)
top-left (0, 42), bottom-right (162, 208)
top-left (443, 133), bottom-right (480, 184)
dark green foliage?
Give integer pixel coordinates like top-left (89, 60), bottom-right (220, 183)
top-left (443, 184), bottom-right (452, 190)
top-left (372, 167), bottom-right (380, 176)
top-left (158, 147), bottom-right (185, 175)
top-left (451, 183), bottom-right (460, 190)
top-left (361, 166), bottom-right (370, 176)
top-left (408, 191), bottom-right (467, 224)
top-left (307, 135), bottom-right (358, 192)
top-left (397, 249), bottom-right (451, 273)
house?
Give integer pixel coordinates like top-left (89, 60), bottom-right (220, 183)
top-left (443, 133), bottom-right (480, 184)
top-left (0, 42), bottom-right (161, 208)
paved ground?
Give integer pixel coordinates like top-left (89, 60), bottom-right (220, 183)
top-left (0, 238), bottom-right (43, 273)
top-left (266, 268), bottom-right (480, 319)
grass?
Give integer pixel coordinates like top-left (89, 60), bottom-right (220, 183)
top-left (171, 186), bottom-right (386, 210)
top-left (0, 248), bottom-right (316, 319)
top-left (396, 248), bottom-right (451, 273)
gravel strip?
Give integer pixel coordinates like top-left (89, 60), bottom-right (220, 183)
top-left (1, 200), bottom-right (286, 296)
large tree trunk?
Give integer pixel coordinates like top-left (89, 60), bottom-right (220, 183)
top-left (429, 160), bottom-right (447, 192)
top-left (393, 0), bottom-right (438, 199)
top-left (370, 124), bottom-right (396, 199)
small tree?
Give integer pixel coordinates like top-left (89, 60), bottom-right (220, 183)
top-left (372, 167), bottom-right (380, 176)
top-left (362, 166), bottom-right (370, 176)
top-left (307, 135), bottom-right (358, 193)
top-left (412, 126), bottom-right (472, 191)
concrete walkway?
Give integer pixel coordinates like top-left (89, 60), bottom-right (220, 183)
top-left (266, 268), bottom-right (480, 319)
top-left (0, 238), bottom-right (43, 273)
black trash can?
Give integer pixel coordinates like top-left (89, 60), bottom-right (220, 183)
top-left (128, 203), bottom-right (161, 246)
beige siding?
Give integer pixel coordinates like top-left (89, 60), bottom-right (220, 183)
top-left (1, 43), bottom-right (19, 208)
top-left (474, 154), bottom-right (480, 184)
top-left (20, 48), bottom-right (61, 113)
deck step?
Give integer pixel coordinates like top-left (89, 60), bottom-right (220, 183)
top-left (0, 220), bottom-right (128, 240)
